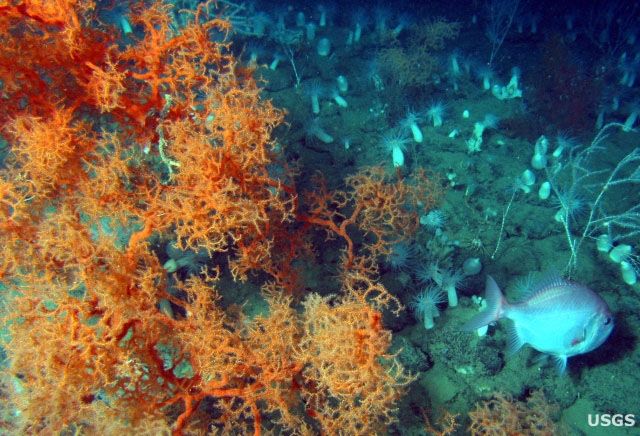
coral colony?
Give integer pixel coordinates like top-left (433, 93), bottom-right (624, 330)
top-left (0, 0), bottom-right (639, 434)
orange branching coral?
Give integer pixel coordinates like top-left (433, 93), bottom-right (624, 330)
top-left (0, 0), bottom-right (108, 120)
top-left (4, 209), bottom-right (175, 432)
top-left (5, 108), bottom-right (92, 199)
top-left (302, 166), bottom-right (442, 266)
top-left (159, 280), bottom-right (308, 435)
top-left (8, 0), bottom-right (84, 27)
top-left (0, 0), bottom-right (96, 60)
top-left (409, 18), bottom-right (462, 51)
top-left (346, 167), bottom-right (441, 256)
top-left (152, 269), bottom-right (412, 435)
top-left (119, 0), bottom-right (233, 122)
top-left (84, 58), bottom-right (127, 113)
top-left (298, 270), bottom-right (415, 435)
top-left (0, 0), bottom-right (418, 434)
top-left (468, 391), bottom-right (559, 436)
top-left (377, 18), bottom-right (460, 88)
top-left (146, 84), bottom-right (293, 255)
top-left (421, 408), bottom-right (460, 436)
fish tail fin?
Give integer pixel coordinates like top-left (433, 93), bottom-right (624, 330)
top-left (462, 275), bottom-right (505, 331)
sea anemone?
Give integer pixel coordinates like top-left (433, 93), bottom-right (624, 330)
top-left (552, 186), bottom-right (586, 223)
top-left (244, 42), bottom-right (265, 67)
top-left (449, 52), bottom-right (461, 77)
top-left (329, 88), bottom-right (348, 108)
top-left (420, 209), bottom-right (446, 231)
top-left (304, 80), bottom-right (324, 114)
top-left (306, 118), bottom-right (334, 144)
top-left (269, 52), bottom-right (284, 70)
top-left (441, 269), bottom-right (465, 307)
top-left (400, 110), bottom-right (424, 143)
top-left (426, 102), bottom-right (446, 127)
top-left (481, 113), bottom-right (499, 130)
top-left (381, 129), bottom-right (410, 167)
top-left (554, 131), bottom-right (579, 157)
top-left (623, 101), bottom-right (640, 131)
top-left (476, 64), bottom-right (494, 90)
top-left (391, 13), bottom-right (413, 37)
top-left (410, 286), bottom-right (446, 329)
top-left (351, 9), bottom-right (368, 42)
top-left (366, 58), bottom-right (384, 90)
top-left (374, 7), bottom-right (390, 35)
top-left (414, 260), bottom-right (443, 285)
top-left (385, 241), bottom-right (415, 271)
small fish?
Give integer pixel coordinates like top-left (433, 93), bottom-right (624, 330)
top-left (464, 275), bottom-right (614, 372)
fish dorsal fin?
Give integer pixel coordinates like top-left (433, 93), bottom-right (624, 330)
top-left (514, 271), bottom-right (569, 304)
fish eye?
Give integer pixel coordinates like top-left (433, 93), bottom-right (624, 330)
top-left (604, 317), bottom-right (612, 325)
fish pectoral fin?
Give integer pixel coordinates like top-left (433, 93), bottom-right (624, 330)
top-left (506, 322), bottom-right (525, 356)
top-left (531, 352), bottom-right (549, 367)
top-left (532, 353), bottom-right (568, 374)
top-left (552, 354), bottom-right (568, 374)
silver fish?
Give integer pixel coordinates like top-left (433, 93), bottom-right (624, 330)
top-left (464, 275), bottom-right (614, 372)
